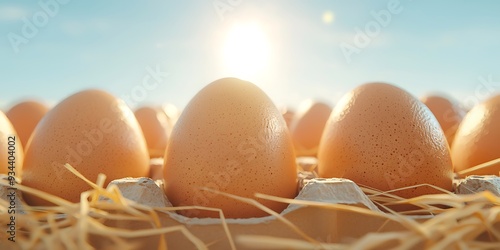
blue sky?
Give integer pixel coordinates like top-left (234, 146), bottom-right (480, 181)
top-left (1, 0), bottom-right (500, 112)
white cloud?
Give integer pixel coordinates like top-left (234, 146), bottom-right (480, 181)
top-left (0, 6), bottom-right (28, 21)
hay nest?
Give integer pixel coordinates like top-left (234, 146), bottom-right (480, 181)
top-left (1, 161), bottom-right (500, 250)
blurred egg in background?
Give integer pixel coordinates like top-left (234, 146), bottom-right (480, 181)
top-left (134, 106), bottom-right (172, 158)
top-left (289, 100), bottom-right (332, 156)
top-left (6, 100), bottom-right (50, 149)
top-left (420, 95), bottom-right (464, 146)
top-left (452, 95), bottom-right (500, 175)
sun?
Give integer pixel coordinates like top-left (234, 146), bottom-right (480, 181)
top-left (222, 22), bottom-right (271, 79)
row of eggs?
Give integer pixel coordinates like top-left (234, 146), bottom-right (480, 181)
top-left (288, 90), bottom-right (498, 176)
top-left (0, 78), bottom-right (499, 218)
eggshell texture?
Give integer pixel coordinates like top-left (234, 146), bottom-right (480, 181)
top-left (420, 95), bottom-right (464, 146)
top-left (0, 111), bottom-right (24, 175)
top-left (22, 89), bottom-right (150, 205)
top-left (318, 83), bottom-right (453, 199)
top-left (289, 100), bottom-right (332, 156)
top-left (163, 77), bottom-right (298, 218)
top-left (451, 95), bottom-right (500, 175)
top-left (134, 107), bottom-right (171, 158)
top-left (6, 100), bottom-right (49, 149)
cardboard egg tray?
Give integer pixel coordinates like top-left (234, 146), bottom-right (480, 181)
top-left (1, 157), bottom-right (500, 249)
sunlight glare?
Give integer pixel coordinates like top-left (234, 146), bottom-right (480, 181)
top-left (322, 11), bottom-right (335, 24)
top-left (222, 22), bottom-right (271, 79)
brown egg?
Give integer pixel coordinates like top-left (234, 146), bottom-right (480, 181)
top-left (289, 100), bottom-right (332, 156)
top-left (318, 83), bottom-right (453, 199)
top-left (6, 100), bottom-right (50, 149)
top-left (420, 95), bottom-right (464, 146)
top-left (451, 94), bottom-right (500, 175)
top-left (164, 78), bottom-right (297, 218)
top-left (134, 107), bottom-right (171, 158)
top-left (22, 89), bottom-right (150, 205)
top-left (0, 111), bottom-right (24, 175)
top-left (162, 103), bottom-right (180, 128)
top-left (281, 109), bottom-right (294, 128)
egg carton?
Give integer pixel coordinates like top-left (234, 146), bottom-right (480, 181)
top-left (93, 177), bottom-right (387, 249)
top-left (73, 175), bottom-right (500, 249)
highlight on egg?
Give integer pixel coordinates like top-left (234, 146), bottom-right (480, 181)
top-left (318, 83), bottom-right (453, 201)
top-left (162, 103), bottom-right (180, 129)
top-left (280, 106), bottom-right (294, 128)
top-left (0, 111), bottom-right (24, 176)
top-left (163, 77), bottom-right (298, 218)
top-left (289, 100), bottom-right (332, 156)
top-left (21, 89), bottom-right (150, 205)
top-left (420, 95), bottom-right (464, 146)
top-left (6, 100), bottom-right (50, 149)
top-left (451, 94), bottom-right (500, 175)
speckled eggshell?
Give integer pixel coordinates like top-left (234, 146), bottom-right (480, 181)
top-left (420, 95), bottom-right (464, 146)
top-left (318, 83), bottom-right (453, 199)
top-left (163, 77), bottom-right (298, 218)
top-left (134, 106), bottom-right (171, 158)
top-left (0, 111), bottom-right (24, 175)
top-left (452, 94), bottom-right (500, 175)
top-left (289, 100), bottom-right (332, 156)
top-left (6, 100), bottom-right (49, 149)
top-left (21, 89), bottom-right (150, 205)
